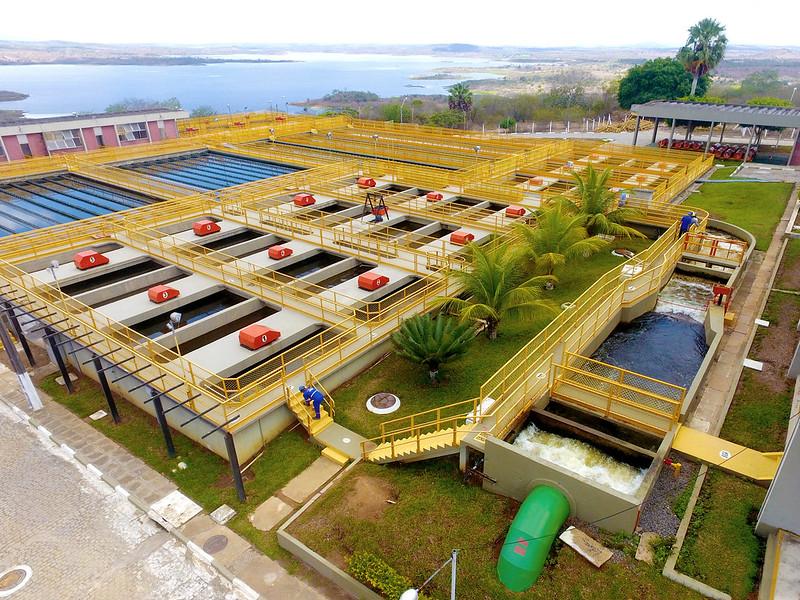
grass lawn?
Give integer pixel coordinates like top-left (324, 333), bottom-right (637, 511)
top-left (677, 472), bottom-right (766, 599)
top-left (290, 460), bottom-right (699, 600)
top-left (332, 238), bottom-right (654, 439)
top-left (40, 373), bottom-right (320, 558)
top-left (687, 174), bottom-right (793, 250)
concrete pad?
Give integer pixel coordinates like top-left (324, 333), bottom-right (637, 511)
top-left (249, 496), bottom-right (293, 531)
top-left (55, 372), bottom-right (78, 386)
top-left (744, 358), bottom-right (764, 371)
top-left (150, 490), bottom-right (202, 528)
top-left (210, 504), bottom-right (236, 525)
top-left (180, 514), bottom-right (251, 565)
top-left (88, 410), bottom-right (108, 421)
top-left (775, 531), bottom-right (800, 600)
top-left (635, 532), bottom-right (658, 564)
top-left (559, 526), bottom-right (613, 567)
top-left (229, 547), bottom-right (327, 599)
top-left (280, 456), bottom-right (341, 504)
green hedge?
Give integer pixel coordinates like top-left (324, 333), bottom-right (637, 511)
top-left (348, 551), bottom-right (430, 600)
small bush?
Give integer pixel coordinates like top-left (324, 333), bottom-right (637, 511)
top-left (348, 551), bottom-right (430, 600)
top-left (499, 117), bottom-right (516, 130)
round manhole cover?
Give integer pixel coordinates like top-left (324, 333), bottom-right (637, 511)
top-left (366, 393), bottom-right (401, 415)
top-left (0, 566), bottom-right (32, 597)
top-left (202, 535), bottom-right (229, 555)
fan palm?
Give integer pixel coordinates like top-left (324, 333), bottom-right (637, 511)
top-left (434, 244), bottom-right (555, 340)
top-left (677, 18), bottom-right (728, 97)
top-left (516, 204), bottom-right (610, 275)
top-left (391, 314), bottom-right (476, 382)
top-left (448, 82), bottom-right (473, 128)
top-left (561, 165), bottom-right (644, 238)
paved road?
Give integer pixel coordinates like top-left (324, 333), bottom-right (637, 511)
top-left (0, 400), bottom-right (238, 600)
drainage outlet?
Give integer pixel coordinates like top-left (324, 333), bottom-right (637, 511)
top-left (0, 566), bottom-right (32, 597)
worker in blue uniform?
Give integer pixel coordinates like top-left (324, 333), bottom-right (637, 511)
top-left (679, 211), bottom-right (699, 235)
top-left (299, 384), bottom-right (324, 420)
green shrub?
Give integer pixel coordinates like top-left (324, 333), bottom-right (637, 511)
top-left (499, 117), bottom-right (516, 130)
top-left (348, 551), bottom-right (430, 600)
top-left (747, 96), bottom-right (793, 108)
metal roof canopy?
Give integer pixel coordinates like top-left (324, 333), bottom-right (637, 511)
top-left (631, 101), bottom-right (800, 129)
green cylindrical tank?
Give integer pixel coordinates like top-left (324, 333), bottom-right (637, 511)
top-left (497, 485), bottom-right (571, 592)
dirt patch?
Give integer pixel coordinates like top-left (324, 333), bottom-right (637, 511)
top-left (343, 475), bottom-right (397, 521)
top-left (751, 294), bottom-right (800, 394)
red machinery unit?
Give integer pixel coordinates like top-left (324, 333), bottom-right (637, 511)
top-left (293, 193), bottom-right (316, 207)
top-left (505, 206), bottom-right (526, 218)
top-left (357, 177), bottom-right (376, 188)
top-left (711, 284), bottom-right (733, 312)
top-left (147, 285), bottom-right (180, 304)
top-left (73, 250), bottom-right (109, 270)
top-left (192, 220), bottom-right (221, 236)
top-left (239, 324), bottom-right (281, 350)
top-left (268, 245), bottom-right (293, 260)
top-left (528, 177), bottom-right (544, 186)
top-left (426, 191), bottom-right (444, 202)
top-left (450, 231), bottom-right (475, 245)
top-left (358, 272), bottom-right (389, 291)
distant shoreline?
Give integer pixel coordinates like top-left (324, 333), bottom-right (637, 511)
top-left (0, 90), bottom-right (28, 101)
top-left (0, 57), bottom-right (298, 67)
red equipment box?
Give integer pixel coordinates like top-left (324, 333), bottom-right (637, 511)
top-left (358, 272), bottom-right (390, 291)
top-left (147, 285), bottom-right (180, 304)
top-left (357, 177), bottom-right (376, 188)
top-left (268, 245), bottom-right (293, 260)
top-left (73, 250), bottom-right (109, 270)
top-left (505, 206), bottom-right (526, 218)
top-left (192, 220), bottom-right (221, 236)
top-left (426, 191), bottom-right (443, 202)
top-left (450, 231), bottom-right (475, 245)
top-left (293, 193), bottom-right (316, 207)
top-left (239, 324), bottom-right (281, 350)
top-left (528, 177), bottom-right (544, 186)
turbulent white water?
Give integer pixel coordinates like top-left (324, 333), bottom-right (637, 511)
top-left (655, 276), bottom-right (714, 322)
top-left (513, 424), bottom-right (646, 495)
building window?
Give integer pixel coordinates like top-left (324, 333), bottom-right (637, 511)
top-left (20, 143), bottom-right (32, 158)
top-left (44, 129), bottom-right (83, 151)
top-left (116, 122), bottom-right (149, 142)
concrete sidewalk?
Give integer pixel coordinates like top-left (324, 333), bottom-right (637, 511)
top-left (687, 192), bottom-right (797, 435)
top-left (0, 365), bottom-right (340, 600)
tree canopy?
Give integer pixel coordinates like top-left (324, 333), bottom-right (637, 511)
top-left (105, 97), bottom-right (181, 113)
top-left (617, 58), bottom-right (707, 109)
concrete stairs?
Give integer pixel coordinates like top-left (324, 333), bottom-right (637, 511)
top-left (364, 425), bottom-right (472, 464)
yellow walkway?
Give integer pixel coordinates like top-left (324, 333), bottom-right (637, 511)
top-left (672, 425), bottom-right (783, 482)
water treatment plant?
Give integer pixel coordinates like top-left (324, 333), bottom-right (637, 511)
top-left (1, 110), bottom-right (796, 599)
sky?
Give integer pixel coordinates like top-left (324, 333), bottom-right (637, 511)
top-left (1, 0), bottom-right (797, 48)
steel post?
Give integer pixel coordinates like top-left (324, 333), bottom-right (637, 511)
top-left (45, 326), bottom-right (73, 393)
top-left (151, 390), bottom-right (176, 458)
top-left (224, 431), bottom-right (246, 502)
top-left (3, 302), bottom-right (35, 367)
top-left (93, 356), bottom-right (120, 423)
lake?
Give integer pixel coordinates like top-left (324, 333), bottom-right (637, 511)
top-left (0, 52), bottom-right (502, 116)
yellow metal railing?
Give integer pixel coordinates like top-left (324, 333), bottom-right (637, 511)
top-left (551, 352), bottom-right (683, 435)
top-left (683, 232), bottom-right (748, 264)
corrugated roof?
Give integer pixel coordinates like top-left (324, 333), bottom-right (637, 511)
top-left (0, 108), bottom-right (186, 127)
top-left (631, 100), bottom-right (800, 128)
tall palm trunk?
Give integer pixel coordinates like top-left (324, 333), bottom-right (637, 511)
top-left (690, 72), bottom-right (700, 97)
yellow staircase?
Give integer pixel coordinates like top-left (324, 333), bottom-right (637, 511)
top-left (287, 388), bottom-right (334, 436)
top-left (362, 423), bottom-right (474, 464)
top-left (671, 425), bottom-right (782, 482)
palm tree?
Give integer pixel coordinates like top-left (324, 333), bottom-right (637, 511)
top-left (391, 314), bottom-right (476, 382)
top-left (448, 82), bottom-right (473, 129)
top-left (434, 244), bottom-right (555, 340)
top-left (677, 18), bottom-right (728, 97)
top-left (515, 204), bottom-right (610, 275)
top-left (561, 165), bottom-right (644, 238)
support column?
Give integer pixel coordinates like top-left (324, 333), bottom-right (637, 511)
top-left (3, 301), bottom-right (35, 367)
top-left (650, 117), bottom-right (661, 143)
top-left (719, 122), bottom-right (727, 143)
top-left (788, 128), bottom-right (800, 166)
top-left (93, 356), bottom-right (120, 424)
top-left (0, 314), bottom-right (42, 410)
top-left (743, 126), bottom-right (756, 165)
top-left (685, 121), bottom-right (693, 141)
top-left (705, 121), bottom-right (716, 155)
top-left (669, 118), bottom-right (677, 147)
top-left (632, 116), bottom-right (641, 146)
top-left (150, 390), bottom-right (176, 458)
top-left (45, 326), bottom-right (73, 394)
top-left (224, 432), bottom-right (246, 502)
